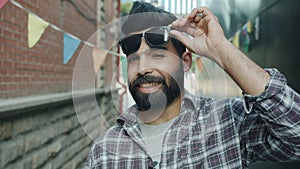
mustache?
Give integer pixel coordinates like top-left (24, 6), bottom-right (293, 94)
top-left (131, 75), bottom-right (165, 87)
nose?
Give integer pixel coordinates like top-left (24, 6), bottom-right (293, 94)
top-left (137, 55), bottom-right (153, 76)
top-left (136, 38), bottom-right (153, 76)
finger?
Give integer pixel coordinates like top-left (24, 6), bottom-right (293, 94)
top-left (189, 6), bottom-right (217, 23)
top-left (175, 17), bottom-right (208, 36)
top-left (200, 14), bottom-right (218, 31)
top-left (189, 9), bottom-right (204, 21)
top-left (194, 6), bottom-right (215, 17)
top-left (170, 30), bottom-right (194, 52)
top-left (188, 7), bottom-right (216, 30)
top-left (171, 16), bottom-right (197, 30)
top-left (194, 15), bottom-right (202, 23)
top-left (189, 8), bottom-right (199, 19)
top-left (171, 15), bottom-right (190, 28)
top-left (196, 18), bottom-right (206, 28)
top-left (172, 24), bottom-right (199, 37)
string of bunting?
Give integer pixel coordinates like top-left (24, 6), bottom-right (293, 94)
top-left (2, 0), bottom-right (260, 71)
top-left (229, 17), bottom-right (260, 54)
top-left (2, 0), bottom-right (124, 70)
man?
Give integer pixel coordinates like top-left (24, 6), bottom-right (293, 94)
top-left (86, 1), bottom-right (300, 168)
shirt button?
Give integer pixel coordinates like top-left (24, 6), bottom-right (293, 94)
top-left (148, 161), bottom-right (158, 169)
top-left (152, 161), bottom-right (158, 166)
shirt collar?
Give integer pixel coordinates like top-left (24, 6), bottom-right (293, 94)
top-left (182, 90), bottom-right (197, 109)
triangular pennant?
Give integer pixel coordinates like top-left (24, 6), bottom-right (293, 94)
top-left (195, 57), bottom-right (204, 73)
top-left (232, 32), bottom-right (240, 48)
top-left (120, 56), bottom-right (127, 81)
top-left (28, 13), bottom-right (49, 48)
top-left (63, 33), bottom-right (81, 64)
top-left (247, 20), bottom-right (252, 33)
top-left (92, 48), bottom-right (107, 72)
top-left (241, 30), bottom-right (250, 53)
top-left (0, 0), bottom-right (9, 9)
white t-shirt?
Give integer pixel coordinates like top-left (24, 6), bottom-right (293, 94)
top-left (139, 118), bottom-right (176, 166)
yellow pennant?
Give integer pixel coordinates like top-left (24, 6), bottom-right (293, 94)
top-left (28, 13), bottom-right (49, 48)
top-left (247, 20), bottom-right (252, 33)
top-left (232, 32), bottom-right (240, 48)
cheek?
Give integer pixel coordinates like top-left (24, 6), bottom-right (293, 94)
top-left (127, 65), bottom-right (137, 82)
top-left (165, 65), bottom-right (184, 86)
top-left (162, 63), bottom-right (183, 77)
top-left (155, 61), bottom-right (181, 76)
top-left (128, 75), bottom-right (136, 86)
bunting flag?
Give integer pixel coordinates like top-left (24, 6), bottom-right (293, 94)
top-left (28, 13), bottom-right (49, 48)
top-left (92, 48), bottom-right (107, 72)
top-left (241, 29), bottom-right (250, 53)
top-left (195, 57), bottom-right (204, 73)
top-left (247, 20), bottom-right (252, 33)
top-left (120, 56), bottom-right (127, 81)
top-left (10, 0), bottom-right (123, 66)
top-left (232, 32), bottom-right (240, 48)
top-left (0, 0), bottom-right (8, 8)
top-left (255, 17), bottom-right (260, 41)
top-left (63, 33), bottom-right (81, 64)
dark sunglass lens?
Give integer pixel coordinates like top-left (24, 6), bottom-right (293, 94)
top-left (145, 28), bottom-right (168, 47)
top-left (146, 33), bottom-right (166, 46)
top-left (119, 35), bottom-right (141, 55)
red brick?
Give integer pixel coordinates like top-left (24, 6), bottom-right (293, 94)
top-left (3, 45), bottom-right (14, 53)
top-left (8, 23), bottom-right (23, 33)
top-left (18, 84), bottom-right (30, 90)
top-left (0, 69), bottom-right (8, 75)
top-left (0, 84), bottom-right (8, 90)
top-left (3, 77), bottom-right (13, 83)
top-left (15, 62), bottom-right (23, 69)
top-left (8, 84), bottom-right (18, 90)
top-left (2, 29), bottom-right (13, 37)
top-left (3, 61), bottom-right (13, 68)
top-left (22, 77), bottom-right (30, 82)
top-left (7, 69), bottom-right (16, 75)
top-left (14, 48), bottom-right (26, 56)
top-left (0, 0), bottom-right (100, 98)
top-left (13, 77), bottom-right (23, 83)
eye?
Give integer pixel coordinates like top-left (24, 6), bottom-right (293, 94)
top-left (152, 54), bottom-right (165, 59)
top-left (127, 55), bottom-right (139, 63)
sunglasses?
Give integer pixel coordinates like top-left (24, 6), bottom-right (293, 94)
top-left (119, 26), bottom-right (171, 56)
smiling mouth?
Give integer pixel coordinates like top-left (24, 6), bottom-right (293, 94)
top-left (138, 82), bottom-right (162, 93)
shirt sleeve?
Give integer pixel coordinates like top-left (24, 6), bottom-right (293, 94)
top-left (85, 148), bottom-right (94, 168)
top-left (85, 143), bottom-right (100, 169)
top-left (237, 68), bottom-right (300, 165)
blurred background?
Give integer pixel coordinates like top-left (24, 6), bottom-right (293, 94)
top-left (0, 0), bottom-right (299, 168)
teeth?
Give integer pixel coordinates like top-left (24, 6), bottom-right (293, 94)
top-left (140, 83), bottom-right (159, 88)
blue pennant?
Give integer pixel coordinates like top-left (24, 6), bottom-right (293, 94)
top-left (63, 33), bottom-right (81, 64)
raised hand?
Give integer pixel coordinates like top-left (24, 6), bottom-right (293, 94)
top-left (170, 7), bottom-right (227, 67)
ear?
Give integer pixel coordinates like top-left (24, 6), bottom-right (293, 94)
top-left (181, 51), bottom-right (192, 72)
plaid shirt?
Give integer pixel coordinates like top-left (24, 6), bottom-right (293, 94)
top-left (86, 69), bottom-right (300, 169)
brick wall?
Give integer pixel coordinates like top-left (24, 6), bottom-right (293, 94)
top-left (0, 0), bottom-right (122, 168)
top-left (0, 0), bottom-right (98, 98)
top-left (0, 90), bottom-right (119, 169)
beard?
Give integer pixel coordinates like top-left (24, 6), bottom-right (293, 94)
top-left (129, 70), bottom-right (183, 112)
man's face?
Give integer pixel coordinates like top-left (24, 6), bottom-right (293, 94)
top-left (126, 29), bottom-right (184, 111)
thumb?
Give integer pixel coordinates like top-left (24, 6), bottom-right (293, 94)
top-left (170, 30), bottom-right (194, 53)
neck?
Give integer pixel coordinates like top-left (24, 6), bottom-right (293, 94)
top-left (138, 94), bottom-right (183, 125)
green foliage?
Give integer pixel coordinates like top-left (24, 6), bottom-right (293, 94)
top-left (121, 2), bottom-right (133, 15)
